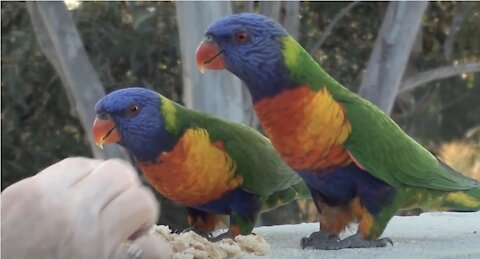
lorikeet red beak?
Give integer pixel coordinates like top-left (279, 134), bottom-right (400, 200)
top-left (195, 40), bottom-right (225, 72)
top-left (92, 117), bottom-right (120, 149)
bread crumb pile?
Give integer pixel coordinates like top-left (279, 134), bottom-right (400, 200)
top-left (151, 225), bottom-right (270, 259)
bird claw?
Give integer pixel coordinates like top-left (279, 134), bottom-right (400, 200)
top-left (207, 231), bottom-right (235, 242)
top-left (300, 230), bottom-right (340, 249)
top-left (302, 233), bottom-right (393, 250)
top-left (337, 234), bottom-right (393, 249)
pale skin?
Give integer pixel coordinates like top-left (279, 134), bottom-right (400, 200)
top-left (1, 157), bottom-right (173, 259)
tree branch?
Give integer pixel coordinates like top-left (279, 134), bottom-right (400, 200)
top-left (399, 62), bottom-right (480, 93)
top-left (443, 2), bottom-right (476, 60)
top-left (309, 1), bottom-right (361, 54)
top-left (436, 92), bottom-right (470, 113)
top-left (26, 1), bottom-right (130, 160)
top-left (259, 1), bottom-right (282, 21)
top-left (281, 1), bottom-right (300, 39)
top-left (176, 2), bottom-right (248, 123)
top-left (359, 1), bottom-right (428, 114)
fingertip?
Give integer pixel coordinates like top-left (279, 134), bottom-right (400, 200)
top-left (139, 186), bottom-right (160, 225)
top-left (101, 185), bottom-right (160, 249)
top-left (127, 187), bottom-right (159, 241)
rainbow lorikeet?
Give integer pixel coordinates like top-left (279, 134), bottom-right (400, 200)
top-left (92, 87), bottom-right (309, 240)
top-left (195, 13), bottom-right (480, 249)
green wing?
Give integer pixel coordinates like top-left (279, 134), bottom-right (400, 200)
top-left (172, 103), bottom-right (307, 199)
top-left (343, 96), bottom-right (479, 191)
top-left (261, 181), bottom-right (311, 212)
top-left (209, 121), bottom-right (306, 197)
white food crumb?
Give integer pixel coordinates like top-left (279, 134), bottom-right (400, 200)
top-left (150, 225), bottom-right (270, 259)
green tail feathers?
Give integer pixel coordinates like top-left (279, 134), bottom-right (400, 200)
top-left (261, 181), bottom-right (311, 212)
top-left (399, 184), bottom-right (480, 213)
top-left (444, 187), bottom-right (480, 212)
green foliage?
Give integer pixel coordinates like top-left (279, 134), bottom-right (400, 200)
top-left (72, 2), bottom-right (182, 99)
top-left (395, 2), bottom-right (480, 146)
top-left (2, 2), bottom-right (91, 189)
top-left (300, 2), bottom-right (383, 91)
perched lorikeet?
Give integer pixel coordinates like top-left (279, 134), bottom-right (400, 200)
top-left (195, 13), bottom-right (480, 249)
top-left (92, 87), bottom-right (309, 240)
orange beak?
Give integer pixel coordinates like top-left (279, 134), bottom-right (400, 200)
top-left (195, 40), bottom-right (225, 73)
top-left (92, 117), bottom-right (121, 149)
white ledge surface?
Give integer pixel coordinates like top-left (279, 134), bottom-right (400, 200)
top-left (245, 212), bottom-right (480, 259)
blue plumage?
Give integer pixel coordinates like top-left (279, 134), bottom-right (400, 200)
top-left (195, 188), bottom-right (261, 220)
top-left (301, 164), bottom-right (396, 216)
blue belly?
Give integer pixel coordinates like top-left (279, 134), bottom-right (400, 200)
top-left (300, 163), bottom-right (396, 216)
top-left (194, 188), bottom-right (261, 219)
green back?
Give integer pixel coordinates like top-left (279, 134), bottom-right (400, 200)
top-left (281, 36), bottom-right (479, 191)
top-left (344, 97), bottom-right (479, 190)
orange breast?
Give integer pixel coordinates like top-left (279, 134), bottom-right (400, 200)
top-left (139, 128), bottom-right (243, 207)
top-left (254, 85), bottom-right (351, 171)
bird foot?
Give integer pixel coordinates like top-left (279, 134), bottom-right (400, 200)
top-left (337, 234), bottom-right (393, 249)
top-left (207, 231), bottom-right (235, 242)
top-left (300, 230), bottom-right (341, 249)
top-left (207, 231), bottom-right (257, 242)
top-left (303, 233), bottom-right (393, 250)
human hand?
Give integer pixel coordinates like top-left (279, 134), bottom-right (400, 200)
top-left (1, 157), bottom-right (172, 259)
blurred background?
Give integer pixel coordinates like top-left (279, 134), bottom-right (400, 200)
top-left (2, 1), bottom-right (479, 229)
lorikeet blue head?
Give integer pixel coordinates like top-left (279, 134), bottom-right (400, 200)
top-left (195, 13), bottom-right (292, 102)
top-left (93, 87), bottom-right (174, 161)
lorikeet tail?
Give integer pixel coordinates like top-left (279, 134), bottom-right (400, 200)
top-left (261, 182), bottom-right (311, 212)
top-left (444, 187), bottom-right (480, 212)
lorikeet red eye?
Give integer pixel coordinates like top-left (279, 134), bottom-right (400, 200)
top-left (126, 105), bottom-right (140, 117)
top-left (234, 31), bottom-right (250, 44)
